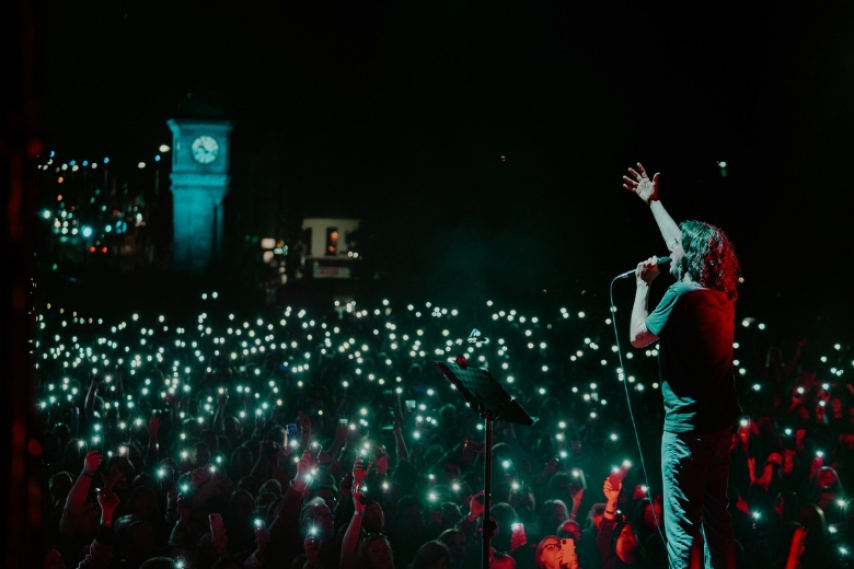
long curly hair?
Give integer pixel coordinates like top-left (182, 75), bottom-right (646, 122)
top-left (679, 220), bottom-right (741, 300)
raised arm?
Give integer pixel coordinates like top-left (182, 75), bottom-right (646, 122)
top-left (341, 477), bottom-right (367, 569)
top-left (77, 489), bottom-right (120, 569)
top-left (623, 163), bottom-right (681, 248)
top-left (60, 450), bottom-right (102, 543)
top-left (327, 419), bottom-right (348, 460)
top-left (785, 338), bottom-right (808, 377)
top-left (298, 411), bottom-right (312, 452)
top-left (84, 373), bottom-right (102, 419)
top-left (601, 476), bottom-right (621, 522)
top-left (144, 412), bottom-right (162, 470)
top-left (213, 390), bottom-right (228, 436)
top-left (269, 450), bottom-right (316, 545)
top-left (596, 476), bottom-right (621, 563)
top-left (392, 420), bottom-right (409, 464)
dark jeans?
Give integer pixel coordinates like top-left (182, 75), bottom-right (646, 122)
top-left (661, 427), bottom-right (736, 569)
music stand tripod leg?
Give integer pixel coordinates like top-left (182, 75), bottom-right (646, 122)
top-left (483, 411), bottom-right (492, 569)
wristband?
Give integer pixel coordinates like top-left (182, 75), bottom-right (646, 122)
top-left (81, 470), bottom-right (94, 478)
top-left (605, 509), bottom-right (615, 516)
top-left (355, 510), bottom-right (364, 516)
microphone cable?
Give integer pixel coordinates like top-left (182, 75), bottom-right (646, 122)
top-left (608, 275), bottom-right (667, 545)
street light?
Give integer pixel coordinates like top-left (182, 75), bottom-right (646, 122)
top-left (103, 157), bottom-right (110, 196)
top-left (154, 145), bottom-right (170, 205)
top-left (154, 155), bottom-right (161, 204)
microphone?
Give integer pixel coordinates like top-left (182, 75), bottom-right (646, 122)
top-left (615, 256), bottom-right (671, 279)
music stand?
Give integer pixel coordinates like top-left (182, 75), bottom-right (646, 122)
top-left (435, 356), bottom-right (536, 569)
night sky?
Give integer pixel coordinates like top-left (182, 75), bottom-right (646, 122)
top-left (43, 0), bottom-right (854, 339)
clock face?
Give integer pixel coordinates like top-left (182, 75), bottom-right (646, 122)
top-left (191, 135), bottom-right (220, 164)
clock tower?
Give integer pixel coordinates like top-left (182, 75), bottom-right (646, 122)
top-left (167, 109), bottom-right (235, 273)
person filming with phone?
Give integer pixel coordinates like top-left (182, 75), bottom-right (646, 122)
top-left (534, 535), bottom-right (578, 569)
top-left (623, 163), bottom-right (742, 568)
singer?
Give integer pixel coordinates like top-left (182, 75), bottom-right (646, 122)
top-left (623, 163), bottom-right (741, 569)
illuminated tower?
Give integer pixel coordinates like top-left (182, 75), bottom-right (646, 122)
top-left (167, 99), bottom-right (234, 272)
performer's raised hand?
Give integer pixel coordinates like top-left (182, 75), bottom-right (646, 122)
top-left (623, 163), bottom-right (660, 204)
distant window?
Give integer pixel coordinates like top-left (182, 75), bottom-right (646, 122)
top-left (326, 228), bottom-right (339, 256)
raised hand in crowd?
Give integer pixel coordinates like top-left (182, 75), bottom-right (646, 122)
top-left (299, 410), bottom-right (312, 448)
top-left (290, 450), bottom-right (319, 496)
top-left (570, 487), bottom-right (585, 522)
top-left (59, 449), bottom-right (103, 542)
top-left (808, 453), bottom-right (824, 481)
top-left (326, 418), bottom-right (349, 462)
top-left (147, 411), bottom-right (163, 439)
top-left (76, 489), bottom-right (121, 569)
top-left (393, 420), bottom-right (409, 463)
top-left (468, 490), bottom-right (485, 521)
top-left (340, 485), bottom-right (367, 569)
top-left (83, 448), bottom-right (102, 477)
top-left (795, 428), bottom-right (807, 454)
top-left (85, 372), bottom-right (102, 418)
top-left (373, 445), bottom-right (389, 476)
top-left (175, 491), bottom-right (192, 527)
top-left (252, 411), bottom-right (267, 440)
top-left (602, 476), bottom-right (621, 521)
top-left (243, 518), bottom-right (271, 568)
top-left (104, 464), bottom-right (125, 493)
top-left (96, 488), bottom-right (120, 527)
top-left (787, 387), bottom-right (808, 414)
top-left (299, 449), bottom-right (319, 478)
top-left (353, 457), bottom-right (371, 489)
top-left (213, 389), bottom-right (229, 435)
top-left (540, 456), bottom-right (560, 482)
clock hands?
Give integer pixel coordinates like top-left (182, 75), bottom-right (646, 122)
top-left (191, 136), bottom-right (219, 164)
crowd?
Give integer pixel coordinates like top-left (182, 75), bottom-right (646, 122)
top-left (33, 294), bottom-right (854, 568)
